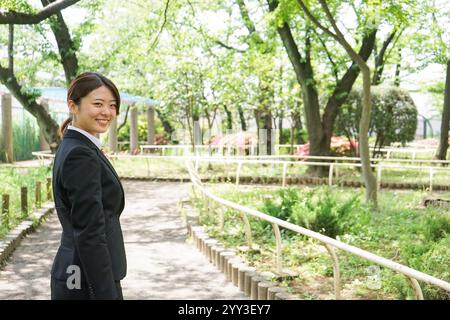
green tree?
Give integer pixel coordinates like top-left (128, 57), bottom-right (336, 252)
top-left (336, 86), bottom-right (418, 156)
top-left (0, 0), bottom-right (84, 152)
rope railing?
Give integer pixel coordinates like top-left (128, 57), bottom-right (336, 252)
top-left (184, 160), bottom-right (450, 300)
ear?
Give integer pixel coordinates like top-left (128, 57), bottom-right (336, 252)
top-left (68, 100), bottom-right (79, 115)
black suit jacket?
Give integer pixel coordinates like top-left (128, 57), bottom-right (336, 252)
top-left (51, 129), bottom-right (126, 299)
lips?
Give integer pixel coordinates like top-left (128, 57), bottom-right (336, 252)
top-left (96, 119), bottom-right (109, 126)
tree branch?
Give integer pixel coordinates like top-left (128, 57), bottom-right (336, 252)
top-left (236, 0), bottom-right (257, 35)
top-left (214, 40), bottom-right (246, 53)
top-left (41, 0), bottom-right (79, 84)
top-left (150, 0), bottom-right (170, 50)
top-left (296, 0), bottom-right (338, 41)
top-left (372, 28), bottom-right (398, 85)
top-left (117, 105), bottom-right (132, 132)
top-left (0, 0), bottom-right (81, 24)
top-left (0, 63), bottom-right (60, 147)
top-left (297, 0), bottom-right (365, 68)
top-left (312, 28), bottom-right (339, 81)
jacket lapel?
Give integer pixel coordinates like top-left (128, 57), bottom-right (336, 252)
top-left (64, 130), bottom-right (125, 211)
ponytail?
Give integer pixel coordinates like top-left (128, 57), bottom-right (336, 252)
top-left (59, 117), bottom-right (72, 139)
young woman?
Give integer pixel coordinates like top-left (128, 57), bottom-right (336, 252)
top-left (51, 72), bottom-right (126, 300)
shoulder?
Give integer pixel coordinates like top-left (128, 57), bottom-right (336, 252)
top-left (62, 145), bottom-right (101, 170)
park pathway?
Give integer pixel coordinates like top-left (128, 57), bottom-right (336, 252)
top-left (0, 180), bottom-right (246, 300)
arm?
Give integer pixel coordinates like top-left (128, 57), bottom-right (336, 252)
top-left (62, 146), bottom-right (117, 299)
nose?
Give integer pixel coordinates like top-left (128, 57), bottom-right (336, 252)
top-left (100, 106), bottom-right (113, 117)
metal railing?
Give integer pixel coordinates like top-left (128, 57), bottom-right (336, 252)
top-left (141, 143), bottom-right (449, 159)
top-left (185, 160), bottom-right (450, 300)
top-left (140, 144), bottom-right (258, 156)
top-left (31, 152), bottom-right (450, 191)
top-left (276, 144), bottom-right (450, 160)
top-left (29, 150), bottom-right (450, 299)
top-left (184, 156), bottom-right (450, 192)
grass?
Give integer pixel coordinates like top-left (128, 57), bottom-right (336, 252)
top-left (191, 183), bottom-right (450, 300)
top-left (0, 165), bottom-right (51, 240)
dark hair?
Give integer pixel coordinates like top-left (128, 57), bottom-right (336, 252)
top-left (59, 72), bottom-right (121, 138)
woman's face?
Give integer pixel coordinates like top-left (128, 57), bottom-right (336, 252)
top-left (69, 85), bottom-right (118, 136)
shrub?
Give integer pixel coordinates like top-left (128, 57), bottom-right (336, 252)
top-left (12, 116), bottom-right (40, 161)
top-left (419, 237), bottom-right (450, 299)
top-left (294, 136), bottom-right (358, 159)
top-left (259, 188), bottom-right (355, 238)
top-left (423, 213), bottom-right (450, 242)
top-left (335, 86), bottom-right (418, 155)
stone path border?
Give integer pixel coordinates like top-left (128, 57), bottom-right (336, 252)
top-left (180, 201), bottom-right (299, 301)
top-left (0, 203), bottom-right (54, 268)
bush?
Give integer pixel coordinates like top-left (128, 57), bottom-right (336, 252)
top-left (423, 213), bottom-right (450, 242)
top-left (294, 136), bottom-right (358, 159)
top-left (419, 237), bottom-right (450, 299)
top-left (335, 86), bottom-right (418, 155)
top-left (12, 116), bottom-right (40, 161)
top-left (258, 188), bottom-right (360, 238)
top-left (279, 128), bottom-right (291, 145)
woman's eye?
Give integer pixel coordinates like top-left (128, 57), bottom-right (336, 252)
top-left (94, 103), bottom-right (102, 107)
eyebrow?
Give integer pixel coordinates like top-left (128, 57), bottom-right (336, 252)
top-left (92, 98), bottom-right (117, 103)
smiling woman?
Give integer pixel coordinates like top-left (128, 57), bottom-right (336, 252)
top-left (59, 72), bottom-right (121, 137)
top-left (51, 72), bottom-right (127, 300)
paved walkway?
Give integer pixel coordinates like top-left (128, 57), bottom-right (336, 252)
top-left (0, 180), bottom-right (246, 300)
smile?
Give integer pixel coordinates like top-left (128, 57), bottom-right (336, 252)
top-left (96, 119), bottom-right (109, 126)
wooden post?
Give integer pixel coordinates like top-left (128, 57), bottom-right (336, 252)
top-left (108, 117), bottom-right (118, 154)
top-left (244, 271), bottom-right (257, 297)
top-left (35, 182), bottom-right (41, 208)
top-left (2, 194), bottom-right (9, 227)
top-left (39, 99), bottom-right (50, 151)
top-left (21, 187), bottom-right (28, 218)
top-left (258, 281), bottom-right (271, 300)
top-left (46, 177), bottom-right (52, 201)
top-left (130, 104), bottom-right (138, 154)
top-left (1, 93), bottom-right (14, 163)
top-left (239, 266), bottom-right (256, 292)
top-left (147, 106), bottom-right (155, 146)
top-left (268, 286), bottom-right (286, 300)
top-left (219, 251), bottom-right (235, 273)
top-left (251, 276), bottom-right (264, 300)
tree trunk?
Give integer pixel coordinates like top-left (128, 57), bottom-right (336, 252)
top-left (237, 104), bottom-right (247, 131)
top-left (278, 110), bottom-right (284, 144)
top-left (394, 48), bottom-right (401, 87)
top-left (268, 0), bottom-right (376, 177)
top-left (321, 30), bottom-right (377, 156)
top-left (372, 30), bottom-right (397, 85)
top-left (295, 0), bottom-right (378, 204)
top-left (0, 1), bottom-right (79, 154)
top-left (435, 59), bottom-right (450, 160)
top-left (296, 120), bottom-right (304, 144)
top-left (0, 69), bottom-right (61, 151)
top-left (41, 0), bottom-right (79, 85)
top-left (223, 105), bottom-right (233, 131)
top-left (154, 108), bottom-right (174, 137)
top-left (265, 111), bottom-right (273, 155)
top-left (268, 16), bottom-right (325, 174)
top-left (360, 67), bottom-right (378, 204)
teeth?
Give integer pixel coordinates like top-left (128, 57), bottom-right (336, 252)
top-left (96, 119), bottom-right (109, 125)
